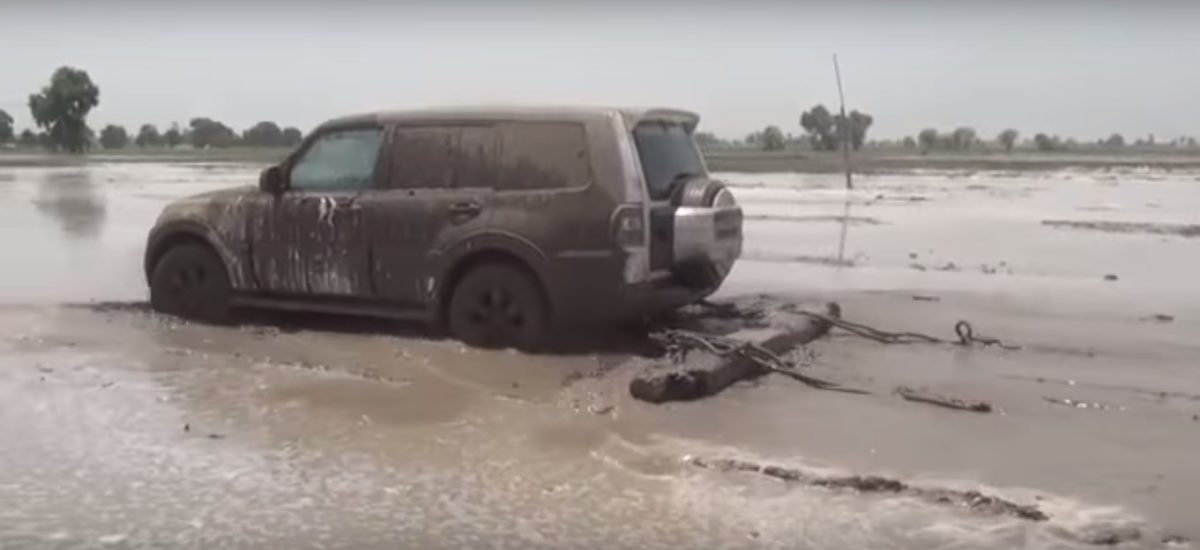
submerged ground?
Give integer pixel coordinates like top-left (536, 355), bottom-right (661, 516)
top-left (1, 162), bottom-right (1197, 548)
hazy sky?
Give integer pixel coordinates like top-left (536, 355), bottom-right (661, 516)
top-left (3, 1), bottom-right (1198, 141)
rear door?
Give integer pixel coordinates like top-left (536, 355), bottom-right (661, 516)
top-left (360, 125), bottom-right (497, 307)
top-left (249, 126), bottom-right (383, 296)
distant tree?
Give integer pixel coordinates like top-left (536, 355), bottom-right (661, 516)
top-left (0, 109), bottom-right (13, 143)
top-left (694, 131), bottom-right (722, 148)
top-left (917, 128), bottom-right (939, 153)
top-left (98, 125), bottom-right (129, 149)
top-left (901, 136), bottom-right (917, 149)
top-left (1033, 133), bottom-right (1061, 152)
top-left (799, 105), bottom-right (838, 151)
top-left (760, 125), bottom-right (786, 151)
top-left (1187, 137), bottom-right (1198, 148)
top-left (833, 110), bottom-right (873, 150)
top-left (744, 131), bottom-right (760, 146)
top-left (18, 129), bottom-right (38, 147)
top-left (282, 127), bottom-right (303, 146)
top-left (135, 124), bottom-right (162, 148)
top-left (163, 123), bottom-right (183, 148)
top-left (1103, 133), bottom-right (1125, 148)
top-left (998, 129), bottom-right (1019, 152)
top-left (189, 117), bottom-right (238, 148)
top-left (242, 121), bottom-right (284, 147)
top-left (949, 127), bottom-right (976, 150)
top-left (28, 67), bottom-right (101, 153)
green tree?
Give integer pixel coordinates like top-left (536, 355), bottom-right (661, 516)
top-left (799, 105), bottom-right (837, 151)
top-left (242, 121), bottom-right (284, 146)
top-left (189, 117), bottom-right (238, 148)
top-left (1104, 133), bottom-right (1125, 148)
top-left (693, 131), bottom-right (722, 148)
top-left (163, 123), bottom-right (183, 148)
top-left (950, 127), bottom-right (977, 150)
top-left (917, 128), bottom-right (938, 152)
top-left (18, 129), bottom-right (37, 147)
top-left (135, 124), bottom-right (162, 148)
top-left (282, 127), bottom-right (303, 146)
top-left (0, 109), bottom-right (13, 143)
top-left (833, 110), bottom-right (873, 150)
top-left (27, 66), bottom-right (100, 153)
top-left (98, 125), bottom-right (129, 149)
top-left (760, 125), bottom-right (786, 151)
top-left (901, 136), bottom-right (917, 149)
top-left (1033, 133), bottom-right (1061, 152)
top-left (998, 129), bottom-right (1019, 152)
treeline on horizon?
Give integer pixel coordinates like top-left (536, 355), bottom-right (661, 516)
top-left (704, 105), bottom-right (1199, 154)
top-left (3, 66), bottom-right (1197, 155)
top-left (0, 66), bottom-right (305, 153)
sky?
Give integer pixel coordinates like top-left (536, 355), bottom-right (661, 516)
top-left (3, 0), bottom-right (1199, 141)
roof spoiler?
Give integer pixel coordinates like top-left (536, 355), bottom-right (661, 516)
top-left (623, 108), bottom-right (700, 133)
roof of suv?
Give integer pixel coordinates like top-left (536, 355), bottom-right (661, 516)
top-left (318, 106), bottom-right (700, 132)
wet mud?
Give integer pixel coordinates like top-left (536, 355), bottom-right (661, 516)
top-left (2, 163), bottom-right (1200, 548)
top-left (1042, 219), bottom-right (1200, 238)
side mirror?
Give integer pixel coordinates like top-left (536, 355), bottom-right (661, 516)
top-left (259, 166), bottom-right (285, 194)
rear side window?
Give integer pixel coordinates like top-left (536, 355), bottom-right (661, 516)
top-left (290, 128), bottom-right (383, 191)
top-left (497, 122), bottom-right (591, 191)
top-left (633, 123), bottom-right (705, 201)
top-left (387, 126), bottom-right (499, 189)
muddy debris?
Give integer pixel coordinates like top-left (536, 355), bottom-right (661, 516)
top-left (1163, 534), bottom-right (1192, 546)
top-left (1042, 219), bottom-right (1200, 238)
top-left (1081, 525), bottom-right (1142, 546)
top-left (1140, 313), bottom-right (1175, 323)
top-left (629, 303), bottom-right (839, 403)
top-left (1104, 274), bottom-right (1119, 281)
top-left (1044, 396), bottom-right (1122, 411)
top-left (688, 456), bottom-right (1048, 522)
top-left (911, 294), bottom-right (940, 302)
top-left (895, 386), bottom-right (993, 413)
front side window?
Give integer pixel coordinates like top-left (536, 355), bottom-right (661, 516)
top-left (497, 122), bottom-right (591, 191)
top-left (633, 122), bottom-right (706, 201)
top-left (290, 128), bottom-right (383, 191)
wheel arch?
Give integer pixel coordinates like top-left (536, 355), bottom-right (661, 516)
top-left (435, 233), bottom-right (554, 325)
top-left (144, 221), bottom-right (239, 287)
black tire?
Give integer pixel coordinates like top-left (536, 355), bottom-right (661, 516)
top-left (149, 243), bottom-right (232, 323)
top-left (447, 263), bottom-right (549, 351)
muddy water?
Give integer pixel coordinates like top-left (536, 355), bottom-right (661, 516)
top-left (1, 162), bottom-right (1198, 548)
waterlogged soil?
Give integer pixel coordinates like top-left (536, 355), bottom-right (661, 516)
top-left (1, 162), bottom-right (1199, 549)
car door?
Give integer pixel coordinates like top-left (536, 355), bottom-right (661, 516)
top-left (249, 125), bottom-right (383, 297)
top-left (360, 124), bottom-right (496, 307)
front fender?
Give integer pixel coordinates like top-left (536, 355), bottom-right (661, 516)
top-left (144, 220), bottom-right (247, 289)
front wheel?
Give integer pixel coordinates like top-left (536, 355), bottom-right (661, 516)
top-left (149, 243), bottom-right (232, 323)
top-left (447, 263), bottom-right (549, 351)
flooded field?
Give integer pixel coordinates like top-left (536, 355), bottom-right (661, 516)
top-left (1, 162), bottom-right (1198, 548)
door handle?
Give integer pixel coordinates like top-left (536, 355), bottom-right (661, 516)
top-left (448, 201), bottom-right (482, 217)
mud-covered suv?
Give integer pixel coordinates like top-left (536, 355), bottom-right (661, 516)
top-left (145, 107), bottom-right (742, 349)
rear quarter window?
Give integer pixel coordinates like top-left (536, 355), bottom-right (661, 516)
top-left (496, 122), bottom-right (591, 191)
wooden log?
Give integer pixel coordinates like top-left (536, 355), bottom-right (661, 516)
top-left (629, 303), bottom-right (838, 403)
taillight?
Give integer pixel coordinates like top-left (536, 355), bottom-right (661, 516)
top-left (612, 204), bottom-right (645, 247)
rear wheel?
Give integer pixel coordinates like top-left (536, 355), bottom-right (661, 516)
top-left (447, 263), bottom-right (548, 351)
top-left (149, 243), bottom-right (232, 323)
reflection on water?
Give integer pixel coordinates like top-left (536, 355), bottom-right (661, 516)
top-left (33, 169), bottom-right (107, 238)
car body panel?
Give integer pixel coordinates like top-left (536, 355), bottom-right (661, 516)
top-left (145, 106), bottom-right (741, 324)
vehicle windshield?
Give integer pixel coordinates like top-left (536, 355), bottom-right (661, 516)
top-left (633, 122), bottom-right (706, 201)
